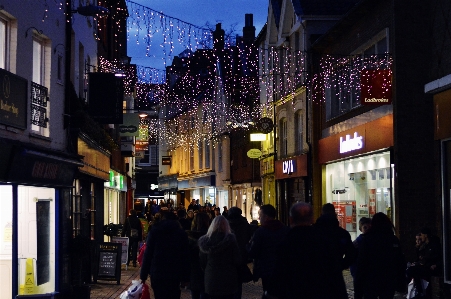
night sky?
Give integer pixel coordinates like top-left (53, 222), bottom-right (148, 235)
top-left (126, 0), bottom-right (268, 70)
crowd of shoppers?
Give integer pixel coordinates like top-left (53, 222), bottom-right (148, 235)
top-left (127, 198), bottom-right (442, 299)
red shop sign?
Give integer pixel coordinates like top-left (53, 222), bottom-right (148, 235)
top-left (360, 70), bottom-right (392, 105)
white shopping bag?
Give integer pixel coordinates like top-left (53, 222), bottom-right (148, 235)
top-left (407, 278), bottom-right (429, 299)
top-left (119, 280), bottom-right (143, 299)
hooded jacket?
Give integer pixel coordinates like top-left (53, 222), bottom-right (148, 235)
top-left (198, 232), bottom-right (241, 296)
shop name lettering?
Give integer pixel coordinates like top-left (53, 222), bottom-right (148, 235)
top-left (32, 161), bottom-right (59, 179)
top-left (282, 160), bottom-right (296, 174)
top-left (363, 98), bottom-right (389, 103)
top-left (339, 132), bottom-right (363, 154)
top-left (0, 99), bottom-right (19, 117)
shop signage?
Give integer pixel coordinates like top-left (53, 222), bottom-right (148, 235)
top-left (178, 175), bottom-right (215, 189)
top-left (88, 72), bottom-right (124, 124)
top-left (108, 171), bottom-right (124, 189)
top-left (247, 149), bottom-right (262, 159)
top-left (0, 69), bottom-right (28, 129)
top-left (282, 159), bottom-right (296, 174)
top-left (119, 113), bottom-right (140, 136)
top-left (340, 132), bottom-right (363, 154)
top-left (360, 70), bottom-right (392, 105)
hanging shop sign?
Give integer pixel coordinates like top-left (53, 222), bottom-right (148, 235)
top-left (88, 73), bottom-right (124, 124)
top-left (0, 69), bottom-right (28, 129)
top-left (360, 70), bottom-right (392, 105)
top-left (247, 149), bottom-right (262, 159)
top-left (119, 113), bottom-right (140, 137)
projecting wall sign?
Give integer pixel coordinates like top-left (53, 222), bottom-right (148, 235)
top-left (339, 132), bottom-right (363, 154)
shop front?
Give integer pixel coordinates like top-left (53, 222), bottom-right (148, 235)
top-left (275, 155), bottom-right (308, 224)
top-left (318, 114), bottom-right (394, 240)
top-left (158, 174), bottom-right (178, 206)
top-left (425, 81), bottom-right (451, 284)
top-left (104, 170), bottom-right (127, 241)
top-left (0, 140), bottom-right (81, 299)
top-left (178, 174), bottom-right (216, 207)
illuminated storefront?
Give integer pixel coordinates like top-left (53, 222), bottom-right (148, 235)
top-left (0, 139), bottom-right (80, 299)
top-left (319, 114), bottom-right (394, 240)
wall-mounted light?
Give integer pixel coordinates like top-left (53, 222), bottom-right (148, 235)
top-left (25, 26), bottom-right (43, 38)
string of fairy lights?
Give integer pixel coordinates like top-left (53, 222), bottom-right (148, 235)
top-left (32, 1), bottom-right (393, 151)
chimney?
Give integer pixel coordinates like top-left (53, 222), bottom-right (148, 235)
top-left (213, 23), bottom-right (225, 52)
top-left (243, 14), bottom-right (255, 43)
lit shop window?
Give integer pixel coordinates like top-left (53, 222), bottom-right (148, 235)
top-left (18, 186), bottom-right (56, 295)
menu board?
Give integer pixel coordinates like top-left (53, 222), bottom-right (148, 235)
top-left (98, 252), bottom-right (117, 276)
top-left (93, 242), bottom-right (122, 284)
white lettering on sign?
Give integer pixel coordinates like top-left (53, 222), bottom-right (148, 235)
top-left (282, 160), bottom-right (296, 174)
top-left (339, 132), bottom-right (363, 154)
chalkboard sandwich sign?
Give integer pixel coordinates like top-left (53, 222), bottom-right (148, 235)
top-left (93, 242), bottom-right (122, 284)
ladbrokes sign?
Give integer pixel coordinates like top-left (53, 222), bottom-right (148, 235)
top-left (360, 70), bottom-right (392, 105)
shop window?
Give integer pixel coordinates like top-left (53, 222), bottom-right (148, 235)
top-left (72, 180), bottom-right (82, 237)
top-left (0, 185), bottom-right (13, 298)
top-left (441, 139), bottom-right (451, 283)
top-left (18, 185), bottom-right (56, 295)
top-left (325, 151), bottom-right (394, 240)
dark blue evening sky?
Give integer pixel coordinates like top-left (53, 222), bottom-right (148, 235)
top-left (126, 0), bottom-right (268, 70)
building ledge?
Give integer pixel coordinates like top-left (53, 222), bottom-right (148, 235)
top-left (425, 74), bottom-right (451, 94)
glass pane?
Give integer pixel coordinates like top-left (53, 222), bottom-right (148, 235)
top-left (18, 185), bottom-right (55, 295)
top-left (0, 185), bottom-right (13, 299)
top-left (0, 19), bottom-right (6, 69)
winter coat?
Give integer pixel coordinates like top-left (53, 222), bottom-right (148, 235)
top-left (247, 219), bottom-right (289, 281)
top-left (122, 215), bottom-right (143, 240)
top-left (418, 236), bottom-right (442, 272)
top-left (227, 214), bottom-right (253, 263)
top-left (354, 229), bottom-right (405, 299)
top-left (274, 225), bottom-right (336, 299)
top-left (315, 214), bottom-right (356, 270)
top-left (187, 230), bottom-right (207, 292)
top-left (139, 219), bottom-right (190, 282)
top-left (198, 232), bottom-right (241, 296)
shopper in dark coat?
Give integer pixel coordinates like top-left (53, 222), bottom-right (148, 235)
top-left (247, 204), bottom-right (289, 297)
top-left (314, 203), bottom-right (356, 299)
top-left (354, 212), bottom-right (405, 299)
top-left (274, 202), bottom-right (334, 299)
top-left (140, 210), bottom-right (190, 299)
top-left (187, 212), bottom-right (211, 299)
top-left (122, 209), bottom-right (143, 267)
top-left (227, 207), bottom-right (253, 299)
top-left (198, 215), bottom-right (241, 299)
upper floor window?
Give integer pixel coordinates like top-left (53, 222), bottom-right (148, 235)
top-left (190, 146), bottom-right (194, 171)
top-left (0, 18), bottom-right (7, 69)
top-left (31, 34), bottom-right (50, 136)
top-left (325, 31), bottom-right (390, 121)
top-left (205, 139), bottom-right (210, 169)
top-left (295, 111), bottom-right (303, 154)
top-left (280, 118), bottom-right (288, 157)
top-left (198, 139), bottom-right (203, 169)
top-left (218, 142), bottom-right (223, 172)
